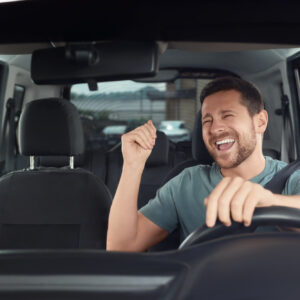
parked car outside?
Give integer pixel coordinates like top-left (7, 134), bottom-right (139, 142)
top-left (102, 125), bottom-right (127, 146)
top-left (158, 120), bottom-right (191, 142)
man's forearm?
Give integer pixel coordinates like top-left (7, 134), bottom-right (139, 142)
top-left (106, 164), bottom-right (144, 251)
top-left (270, 194), bottom-right (300, 232)
top-left (270, 194), bottom-right (300, 209)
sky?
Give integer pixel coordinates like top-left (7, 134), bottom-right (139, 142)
top-left (71, 80), bottom-right (166, 95)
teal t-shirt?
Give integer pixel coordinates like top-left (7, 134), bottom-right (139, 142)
top-left (139, 156), bottom-right (300, 241)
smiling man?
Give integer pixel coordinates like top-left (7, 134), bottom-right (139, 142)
top-left (107, 76), bottom-right (300, 252)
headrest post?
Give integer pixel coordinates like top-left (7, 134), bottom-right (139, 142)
top-left (70, 156), bottom-right (74, 169)
top-left (29, 156), bottom-right (35, 170)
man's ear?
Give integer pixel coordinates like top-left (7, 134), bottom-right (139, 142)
top-left (254, 109), bottom-right (268, 134)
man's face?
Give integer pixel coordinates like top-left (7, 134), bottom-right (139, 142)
top-left (201, 90), bottom-right (257, 169)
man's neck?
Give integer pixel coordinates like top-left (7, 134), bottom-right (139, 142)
top-left (220, 151), bottom-right (266, 180)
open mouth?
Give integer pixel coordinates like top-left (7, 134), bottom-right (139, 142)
top-left (215, 138), bottom-right (235, 151)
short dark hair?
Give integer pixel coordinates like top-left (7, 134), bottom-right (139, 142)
top-left (200, 76), bottom-right (264, 116)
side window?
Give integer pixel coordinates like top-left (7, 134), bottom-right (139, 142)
top-left (70, 78), bottom-right (210, 151)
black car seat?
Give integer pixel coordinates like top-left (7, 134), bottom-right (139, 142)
top-left (0, 98), bottom-right (112, 249)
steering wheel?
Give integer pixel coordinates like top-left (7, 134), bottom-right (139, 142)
top-left (179, 206), bottom-right (300, 249)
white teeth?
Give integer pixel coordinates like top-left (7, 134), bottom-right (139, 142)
top-left (216, 139), bottom-right (235, 145)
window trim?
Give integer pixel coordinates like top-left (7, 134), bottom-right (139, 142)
top-left (0, 60), bottom-right (8, 129)
top-left (286, 52), bottom-right (300, 157)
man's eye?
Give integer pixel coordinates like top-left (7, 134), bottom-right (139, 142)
top-left (224, 114), bottom-right (233, 118)
top-left (202, 120), bottom-right (212, 125)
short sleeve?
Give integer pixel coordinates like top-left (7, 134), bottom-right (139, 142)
top-left (283, 170), bottom-right (300, 195)
top-left (139, 176), bottom-right (180, 233)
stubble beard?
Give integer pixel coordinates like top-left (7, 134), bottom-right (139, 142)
top-left (207, 124), bottom-right (257, 169)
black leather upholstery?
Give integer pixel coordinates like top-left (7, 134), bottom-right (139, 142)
top-left (146, 131), bottom-right (169, 166)
top-left (19, 98), bottom-right (84, 156)
top-left (191, 111), bottom-right (213, 164)
top-left (0, 98), bottom-right (112, 249)
top-left (0, 168), bottom-right (111, 249)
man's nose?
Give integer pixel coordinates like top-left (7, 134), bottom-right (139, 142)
top-left (209, 119), bottom-right (225, 134)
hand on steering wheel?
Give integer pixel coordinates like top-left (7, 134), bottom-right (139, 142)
top-left (204, 177), bottom-right (275, 228)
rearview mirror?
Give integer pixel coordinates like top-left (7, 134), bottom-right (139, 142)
top-left (31, 42), bottom-right (159, 86)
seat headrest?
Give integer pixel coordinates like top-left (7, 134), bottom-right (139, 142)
top-left (18, 98), bottom-right (85, 156)
top-left (192, 111), bottom-right (213, 165)
top-left (146, 130), bottom-right (169, 167)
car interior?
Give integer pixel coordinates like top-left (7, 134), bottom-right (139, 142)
top-left (0, 1), bottom-right (300, 299)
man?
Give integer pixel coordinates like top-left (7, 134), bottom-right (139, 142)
top-left (107, 76), bottom-right (300, 252)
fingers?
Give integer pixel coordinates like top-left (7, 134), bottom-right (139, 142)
top-left (217, 177), bottom-right (244, 227)
top-left (123, 120), bottom-right (157, 150)
top-left (205, 177), bottom-right (263, 228)
top-left (230, 181), bottom-right (252, 223)
top-left (131, 132), bottom-right (152, 150)
top-left (135, 129), bottom-right (153, 149)
top-left (141, 120), bottom-right (157, 147)
top-left (144, 122), bottom-right (157, 143)
top-left (242, 184), bottom-right (264, 226)
top-left (205, 177), bottom-right (231, 227)
top-left (242, 194), bottom-right (257, 227)
top-left (147, 120), bottom-right (157, 137)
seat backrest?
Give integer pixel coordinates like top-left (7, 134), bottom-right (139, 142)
top-left (0, 168), bottom-right (111, 249)
top-left (0, 98), bottom-right (112, 249)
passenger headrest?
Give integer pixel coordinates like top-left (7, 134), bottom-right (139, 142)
top-left (192, 111), bottom-right (213, 165)
top-left (146, 130), bottom-right (169, 167)
top-left (19, 98), bottom-right (85, 156)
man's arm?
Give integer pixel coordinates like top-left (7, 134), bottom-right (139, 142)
top-left (106, 120), bottom-right (168, 252)
top-left (204, 176), bottom-right (300, 230)
top-left (268, 194), bottom-right (300, 232)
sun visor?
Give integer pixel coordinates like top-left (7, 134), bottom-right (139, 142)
top-left (31, 42), bottom-right (159, 86)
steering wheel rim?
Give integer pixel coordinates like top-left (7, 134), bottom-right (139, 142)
top-left (179, 206), bottom-right (300, 249)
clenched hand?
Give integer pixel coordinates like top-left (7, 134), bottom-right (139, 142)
top-left (204, 177), bottom-right (275, 227)
top-left (121, 120), bottom-right (157, 168)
